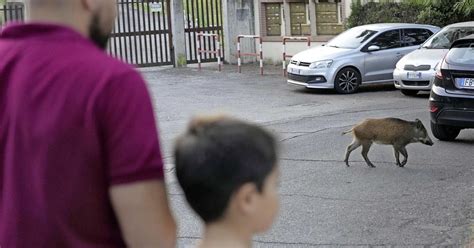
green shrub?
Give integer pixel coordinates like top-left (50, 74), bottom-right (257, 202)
top-left (347, 0), bottom-right (474, 29)
top-left (416, 0), bottom-right (474, 27)
top-left (347, 1), bottom-right (422, 28)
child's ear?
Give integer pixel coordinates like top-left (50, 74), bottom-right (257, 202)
top-left (233, 183), bottom-right (259, 215)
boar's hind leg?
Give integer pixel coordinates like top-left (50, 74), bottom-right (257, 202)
top-left (399, 147), bottom-right (408, 167)
top-left (344, 139), bottom-right (361, 167)
top-left (361, 142), bottom-right (375, 168)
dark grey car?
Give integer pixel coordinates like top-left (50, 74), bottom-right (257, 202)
top-left (430, 34), bottom-right (474, 141)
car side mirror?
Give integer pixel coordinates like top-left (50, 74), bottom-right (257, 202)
top-left (367, 45), bottom-right (380, 52)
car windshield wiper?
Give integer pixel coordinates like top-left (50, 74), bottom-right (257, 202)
top-left (328, 45), bottom-right (340, 48)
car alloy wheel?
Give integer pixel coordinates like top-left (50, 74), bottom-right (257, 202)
top-left (431, 122), bottom-right (461, 141)
top-left (335, 68), bottom-right (361, 94)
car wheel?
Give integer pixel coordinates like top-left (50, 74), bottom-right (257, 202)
top-left (401, 89), bottom-right (419, 96)
top-left (431, 122), bottom-right (461, 141)
top-left (334, 68), bottom-right (361, 94)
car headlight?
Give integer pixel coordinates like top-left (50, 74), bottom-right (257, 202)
top-left (433, 62), bottom-right (439, 71)
top-left (309, 60), bottom-right (333, 69)
top-left (395, 61), bottom-right (404, 70)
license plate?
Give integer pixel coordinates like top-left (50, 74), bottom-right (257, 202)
top-left (289, 68), bottom-right (300, 74)
top-left (407, 71), bottom-right (422, 79)
top-left (455, 78), bottom-right (474, 89)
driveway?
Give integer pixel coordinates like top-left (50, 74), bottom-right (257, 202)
top-left (141, 65), bottom-right (473, 247)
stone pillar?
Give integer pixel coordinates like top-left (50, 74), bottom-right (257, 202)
top-left (283, 0), bottom-right (291, 36)
top-left (222, 0), bottom-right (255, 64)
top-left (171, 0), bottom-right (187, 67)
top-left (309, 0), bottom-right (317, 36)
top-left (344, 0), bottom-right (352, 19)
top-left (253, 0), bottom-right (260, 37)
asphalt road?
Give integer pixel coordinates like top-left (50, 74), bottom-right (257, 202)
top-left (141, 64), bottom-right (473, 247)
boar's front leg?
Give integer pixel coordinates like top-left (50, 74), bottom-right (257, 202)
top-left (399, 147), bottom-right (409, 167)
top-left (393, 147), bottom-right (402, 166)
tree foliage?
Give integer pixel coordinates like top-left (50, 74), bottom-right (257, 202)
top-left (347, 0), bottom-right (474, 28)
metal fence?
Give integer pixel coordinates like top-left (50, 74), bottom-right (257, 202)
top-left (108, 0), bottom-right (174, 67)
top-left (184, 0), bottom-right (224, 64)
top-left (0, 3), bottom-right (24, 27)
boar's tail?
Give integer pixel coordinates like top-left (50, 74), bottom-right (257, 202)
top-left (341, 129), bottom-right (353, 136)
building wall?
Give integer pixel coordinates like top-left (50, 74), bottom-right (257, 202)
top-left (254, 0), bottom-right (351, 64)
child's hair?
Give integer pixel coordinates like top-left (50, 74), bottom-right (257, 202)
top-left (174, 115), bottom-right (278, 223)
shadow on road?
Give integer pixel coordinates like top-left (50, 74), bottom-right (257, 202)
top-left (440, 138), bottom-right (474, 144)
top-left (410, 92), bottom-right (430, 99)
top-left (291, 83), bottom-right (399, 95)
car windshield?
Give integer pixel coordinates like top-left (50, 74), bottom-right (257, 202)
top-left (422, 27), bottom-right (474, 49)
top-left (445, 42), bottom-right (474, 65)
top-left (326, 27), bottom-right (378, 49)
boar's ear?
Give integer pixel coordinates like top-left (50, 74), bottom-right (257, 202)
top-left (415, 119), bottom-right (423, 129)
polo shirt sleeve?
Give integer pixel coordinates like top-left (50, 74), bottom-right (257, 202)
top-left (98, 69), bottom-right (164, 185)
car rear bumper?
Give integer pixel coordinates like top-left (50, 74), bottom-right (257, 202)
top-left (393, 68), bottom-right (435, 91)
top-left (430, 86), bottom-right (474, 128)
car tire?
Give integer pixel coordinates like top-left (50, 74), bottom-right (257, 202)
top-left (401, 89), bottom-right (419, 96)
top-left (334, 67), bottom-right (361, 94)
top-left (431, 122), bottom-right (461, 141)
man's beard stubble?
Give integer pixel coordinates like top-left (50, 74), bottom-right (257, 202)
top-left (89, 14), bottom-right (111, 50)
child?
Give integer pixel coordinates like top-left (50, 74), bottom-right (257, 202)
top-left (174, 115), bottom-right (280, 248)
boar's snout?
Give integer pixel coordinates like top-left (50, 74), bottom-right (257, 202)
top-left (422, 138), bottom-right (434, 146)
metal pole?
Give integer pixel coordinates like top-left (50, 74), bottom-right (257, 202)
top-left (217, 35), bottom-right (221, 71)
top-left (282, 36), bottom-right (312, 77)
top-left (197, 33), bottom-right (202, 70)
top-left (283, 38), bottom-right (287, 76)
top-left (259, 38), bottom-right (263, 76)
top-left (237, 36), bottom-right (241, 73)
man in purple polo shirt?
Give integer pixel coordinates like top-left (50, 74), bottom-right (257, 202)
top-left (0, 0), bottom-right (176, 247)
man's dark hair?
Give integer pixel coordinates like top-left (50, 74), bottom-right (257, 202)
top-left (174, 116), bottom-right (278, 223)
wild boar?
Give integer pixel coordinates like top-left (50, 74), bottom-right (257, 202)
top-left (343, 118), bottom-right (434, 168)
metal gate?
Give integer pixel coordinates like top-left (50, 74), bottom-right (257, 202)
top-left (109, 0), bottom-right (174, 67)
top-left (184, 0), bottom-right (224, 64)
top-left (0, 2), bottom-right (24, 28)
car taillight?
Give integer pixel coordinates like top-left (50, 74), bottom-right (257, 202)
top-left (429, 102), bottom-right (439, 113)
top-left (435, 58), bottom-right (445, 80)
top-left (435, 68), bottom-right (443, 80)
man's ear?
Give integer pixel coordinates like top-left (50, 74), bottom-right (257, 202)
top-left (80, 0), bottom-right (94, 11)
top-left (233, 183), bottom-right (259, 215)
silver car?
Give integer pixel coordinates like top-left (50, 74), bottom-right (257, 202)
top-left (287, 23), bottom-right (439, 94)
top-left (394, 21), bottom-right (474, 96)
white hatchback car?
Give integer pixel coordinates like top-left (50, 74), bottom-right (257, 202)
top-left (394, 21), bottom-right (474, 96)
top-left (287, 23), bottom-right (439, 94)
